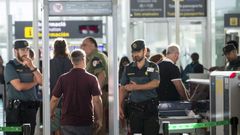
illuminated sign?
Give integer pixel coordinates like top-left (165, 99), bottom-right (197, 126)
top-left (130, 0), bottom-right (164, 18)
top-left (224, 14), bottom-right (240, 27)
top-left (15, 21), bottom-right (103, 39)
top-left (130, 0), bottom-right (207, 18)
top-left (165, 0), bottom-right (207, 17)
top-left (49, 1), bottom-right (112, 16)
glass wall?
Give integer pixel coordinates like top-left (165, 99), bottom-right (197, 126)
top-left (0, 0), bottom-right (7, 64)
top-left (214, 0), bottom-right (240, 66)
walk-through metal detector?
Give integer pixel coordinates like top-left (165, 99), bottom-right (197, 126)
top-left (42, 0), bottom-right (119, 135)
top-left (210, 71), bottom-right (240, 135)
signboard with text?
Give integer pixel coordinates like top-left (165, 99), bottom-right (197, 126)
top-left (15, 21), bottom-right (103, 39)
top-left (49, 1), bottom-right (112, 16)
top-left (130, 0), bottom-right (164, 18)
top-left (165, 0), bottom-right (207, 17)
top-left (224, 14), bottom-right (240, 28)
top-left (130, 0), bottom-right (207, 18)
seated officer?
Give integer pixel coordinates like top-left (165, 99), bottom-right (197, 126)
top-left (4, 40), bottom-right (42, 135)
top-left (223, 41), bottom-right (240, 71)
top-left (119, 40), bottom-right (160, 135)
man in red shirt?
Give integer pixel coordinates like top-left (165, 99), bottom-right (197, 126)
top-left (50, 49), bottom-right (103, 135)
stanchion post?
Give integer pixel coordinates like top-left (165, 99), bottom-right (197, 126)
top-left (22, 123), bottom-right (31, 135)
top-left (162, 121), bottom-right (170, 135)
top-left (230, 117), bottom-right (238, 135)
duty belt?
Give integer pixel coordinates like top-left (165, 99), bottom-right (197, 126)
top-left (129, 98), bottom-right (159, 112)
top-left (8, 100), bottom-right (40, 109)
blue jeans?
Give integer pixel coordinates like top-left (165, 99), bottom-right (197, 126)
top-left (61, 125), bottom-right (93, 135)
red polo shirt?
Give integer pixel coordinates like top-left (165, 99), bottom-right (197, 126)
top-left (52, 68), bottom-right (102, 126)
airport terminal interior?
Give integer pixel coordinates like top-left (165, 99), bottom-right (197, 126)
top-left (0, 0), bottom-right (240, 135)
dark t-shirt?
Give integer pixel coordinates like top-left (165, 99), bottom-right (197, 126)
top-left (50, 56), bottom-right (72, 93)
top-left (181, 62), bottom-right (204, 83)
top-left (52, 68), bottom-right (101, 126)
top-left (157, 60), bottom-right (181, 101)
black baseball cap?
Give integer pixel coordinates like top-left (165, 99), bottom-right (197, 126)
top-left (222, 44), bottom-right (236, 55)
top-left (14, 40), bottom-right (30, 49)
top-left (131, 40), bottom-right (145, 52)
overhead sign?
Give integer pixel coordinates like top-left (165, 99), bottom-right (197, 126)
top-left (166, 0), bottom-right (207, 17)
top-left (15, 21), bottom-right (103, 39)
top-left (224, 14), bottom-right (240, 28)
top-left (130, 0), bottom-right (164, 18)
top-left (49, 1), bottom-right (112, 16)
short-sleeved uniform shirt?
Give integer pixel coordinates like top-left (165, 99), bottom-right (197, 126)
top-left (52, 68), bottom-right (102, 126)
top-left (4, 59), bottom-right (38, 101)
top-left (120, 59), bottom-right (160, 103)
top-left (157, 58), bottom-right (181, 101)
top-left (86, 50), bottom-right (108, 86)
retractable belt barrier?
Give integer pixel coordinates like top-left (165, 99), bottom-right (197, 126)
top-left (169, 120), bottom-right (230, 130)
top-left (0, 126), bottom-right (22, 132)
top-left (0, 123), bottom-right (31, 135)
top-left (163, 117), bottom-right (238, 135)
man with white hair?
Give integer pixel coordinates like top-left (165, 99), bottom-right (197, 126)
top-left (157, 43), bottom-right (189, 101)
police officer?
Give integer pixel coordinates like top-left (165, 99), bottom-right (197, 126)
top-left (119, 40), bottom-right (160, 135)
top-left (4, 40), bottom-right (42, 135)
top-left (80, 37), bottom-right (108, 134)
top-left (222, 41), bottom-right (240, 71)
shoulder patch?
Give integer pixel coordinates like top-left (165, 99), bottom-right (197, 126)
top-left (92, 60), bottom-right (98, 67)
top-left (91, 57), bottom-right (103, 68)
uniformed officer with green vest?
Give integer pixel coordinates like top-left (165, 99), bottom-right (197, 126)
top-left (119, 40), bottom-right (160, 135)
top-left (4, 40), bottom-right (42, 135)
top-left (81, 37), bottom-right (108, 135)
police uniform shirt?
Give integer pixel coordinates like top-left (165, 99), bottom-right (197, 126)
top-left (225, 56), bottom-right (240, 71)
top-left (157, 58), bottom-right (181, 101)
top-left (4, 59), bottom-right (38, 101)
top-left (120, 59), bottom-right (160, 103)
top-left (86, 49), bottom-right (108, 85)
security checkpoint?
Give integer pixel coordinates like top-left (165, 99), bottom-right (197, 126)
top-left (160, 71), bottom-right (240, 135)
top-left (210, 71), bottom-right (240, 135)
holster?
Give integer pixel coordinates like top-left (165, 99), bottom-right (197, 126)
top-left (128, 98), bottom-right (159, 116)
top-left (8, 100), bottom-right (40, 110)
top-left (123, 99), bottom-right (131, 119)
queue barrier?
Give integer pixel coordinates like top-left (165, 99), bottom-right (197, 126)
top-left (0, 123), bottom-right (31, 135)
top-left (163, 117), bottom-right (238, 135)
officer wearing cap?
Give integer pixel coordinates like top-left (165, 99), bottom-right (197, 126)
top-left (80, 37), bottom-right (108, 135)
top-left (223, 41), bottom-right (240, 71)
top-left (119, 40), bottom-right (160, 134)
top-left (4, 39), bottom-right (42, 135)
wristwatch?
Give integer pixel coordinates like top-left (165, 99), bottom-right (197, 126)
top-left (31, 67), bottom-right (37, 72)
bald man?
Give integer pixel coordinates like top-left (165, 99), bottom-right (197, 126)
top-left (157, 43), bottom-right (189, 101)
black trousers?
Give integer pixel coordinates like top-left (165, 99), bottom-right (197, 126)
top-left (128, 107), bottom-right (159, 135)
top-left (6, 107), bottom-right (38, 135)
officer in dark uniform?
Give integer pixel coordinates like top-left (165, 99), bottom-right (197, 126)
top-left (119, 40), bottom-right (160, 135)
top-left (4, 40), bottom-right (42, 135)
top-left (223, 41), bottom-right (240, 71)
